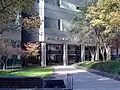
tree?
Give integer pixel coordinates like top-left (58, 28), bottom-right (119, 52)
top-left (0, 0), bottom-right (42, 69)
top-left (70, 1), bottom-right (97, 61)
top-left (23, 42), bottom-right (40, 66)
top-left (71, 0), bottom-right (120, 61)
top-left (86, 0), bottom-right (120, 61)
top-left (0, 0), bottom-right (42, 31)
top-left (24, 42), bottom-right (40, 57)
top-left (0, 39), bottom-right (22, 69)
top-left (0, 0), bottom-right (35, 23)
top-left (110, 35), bottom-right (120, 60)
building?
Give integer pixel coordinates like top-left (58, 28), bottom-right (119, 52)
top-left (1, 0), bottom-right (120, 68)
top-left (22, 0), bottom-right (97, 67)
top-left (0, 14), bottom-right (21, 69)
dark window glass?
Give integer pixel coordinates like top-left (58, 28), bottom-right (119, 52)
top-left (58, 19), bottom-right (60, 30)
top-left (45, 0), bottom-right (60, 6)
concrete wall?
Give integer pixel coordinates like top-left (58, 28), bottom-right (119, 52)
top-left (2, 30), bottom-right (21, 41)
top-left (44, 0), bottom-right (81, 44)
top-left (30, 0), bottom-right (96, 44)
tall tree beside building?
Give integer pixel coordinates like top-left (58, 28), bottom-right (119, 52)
top-left (86, 0), bottom-right (120, 61)
top-left (0, 0), bottom-right (42, 69)
top-left (0, 0), bottom-right (41, 31)
top-left (0, 0), bottom-right (35, 23)
top-left (71, 0), bottom-right (120, 61)
top-left (70, 1), bottom-right (97, 61)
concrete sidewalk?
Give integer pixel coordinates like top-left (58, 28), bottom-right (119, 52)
top-left (53, 66), bottom-right (120, 90)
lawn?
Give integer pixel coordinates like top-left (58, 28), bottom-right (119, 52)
top-left (78, 61), bottom-right (120, 75)
top-left (0, 67), bottom-right (53, 78)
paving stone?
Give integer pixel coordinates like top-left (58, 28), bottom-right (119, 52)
top-left (53, 66), bottom-right (120, 90)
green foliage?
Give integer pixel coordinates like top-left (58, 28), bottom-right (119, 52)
top-left (24, 42), bottom-right (40, 56)
top-left (72, 0), bottom-right (120, 50)
top-left (79, 61), bottom-right (120, 75)
top-left (0, 67), bottom-right (53, 78)
top-left (86, 0), bottom-right (120, 35)
top-left (71, 0), bottom-right (120, 61)
top-left (79, 61), bottom-right (96, 68)
top-left (85, 0), bottom-right (120, 47)
top-left (70, 1), bottom-right (97, 44)
top-left (0, 0), bottom-right (36, 23)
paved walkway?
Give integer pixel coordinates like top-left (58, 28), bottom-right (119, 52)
top-left (53, 66), bottom-right (120, 90)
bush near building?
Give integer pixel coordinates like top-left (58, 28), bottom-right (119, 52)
top-left (78, 61), bottom-right (120, 75)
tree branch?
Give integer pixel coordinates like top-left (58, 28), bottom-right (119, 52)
top-left (0, 0), bottom-right (5, 9)
top-left (0, 0), bottom-right (17, 13)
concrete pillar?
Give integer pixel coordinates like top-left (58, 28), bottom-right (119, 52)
top-left (39, 0), bottom-right (45, 42)
top-left (41, 42), bottom-right (46, 67)
top-left (81, 44), bottom-right (85, 62)
top-left (63, 43), bottom-right (68, 66)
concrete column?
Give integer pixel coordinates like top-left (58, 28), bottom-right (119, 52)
top-left (41, 42), bottom-right (46, 67)
top-left (63, 43), bottom-right (68, 66)
top-left (81, 44), bottom-right (85, 62)
top-left (39, 0), bottom-right (45, 42)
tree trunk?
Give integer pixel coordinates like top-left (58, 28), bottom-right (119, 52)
top-left (88, 47), bottom-right (95, 61)
top-left (0, 60), bottom-right (5, 70)
top-left (106, 46), bottom-right (111, 61)
top-left (5, 55), bottom-right (8, 69)
top-left (91, 54), bottom-right (95, 61)
top-left (116, 47), bottom-right (119, 61)
top-left (95, 46), bottom-right (99, 61)
top-left (100, 47), bottom-right (105, 61)
top-left (101, 52), bottom-right (105, 61)
top-left (81, 44), bottom-right (85, 62)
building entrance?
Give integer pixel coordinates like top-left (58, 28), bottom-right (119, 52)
top-left (68, 45), bottom-right (81, 65)
top-left (46, 44), bottom-right (63, 65)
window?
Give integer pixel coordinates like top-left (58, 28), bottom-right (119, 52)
top-left (76, 6), bottom-right (80, 10)
top-left (37, 0), bottom-right (39, 3)
top-left (45, 0), bottom-right (60, 6)
top-left (45, 17), bottom-right (60, 29)
top-left (57, 0), bottom-right (60, 6)
top-left (58, 19), bottom-right (60, 30)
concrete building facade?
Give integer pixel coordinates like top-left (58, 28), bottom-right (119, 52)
top-left (1, 0), bottom-right (120, 68)
top-left (21, 0), bottom-right (120, 67)
top-left (31, 0), bottom-right (96, 66)
top-left (0, 17), bottom-right (21, 68)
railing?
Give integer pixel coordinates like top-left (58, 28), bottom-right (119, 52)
top-left (41, 74), bottom-right (73, 90)
top-left (65, 73), bottom-right (73, 90)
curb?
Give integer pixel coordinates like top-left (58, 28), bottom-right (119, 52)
top-left (74, 64), bottom-right (120, 81)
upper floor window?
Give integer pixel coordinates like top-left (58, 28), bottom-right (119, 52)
top-left (45, 0), bottom-right (60, 6)
top-left (37, 0), bottom-right (40, 3)
top-left (76, 6), bottom-right (80, 10)
top-left (58, 19), bottom-right (60, 30)
top-left (44, 17), bottom-right (59, 29)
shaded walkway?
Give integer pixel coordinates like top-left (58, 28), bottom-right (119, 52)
top-left (53, 66), bottom-right (120, 90)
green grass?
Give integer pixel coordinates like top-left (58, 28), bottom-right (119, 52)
top-left (0, 67), bottom-right (53, 78)
top-left (78, 61), bottom-right (120, 75)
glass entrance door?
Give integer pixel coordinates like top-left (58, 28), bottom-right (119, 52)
top-left (68, 45), bottom-right (81, 65)
top-left (46, 44), bottom-right (63, 65)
